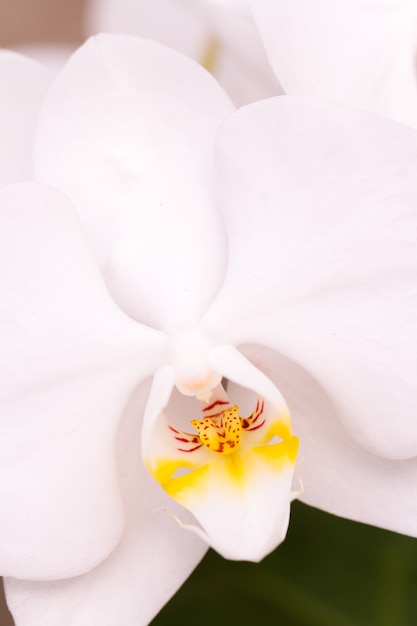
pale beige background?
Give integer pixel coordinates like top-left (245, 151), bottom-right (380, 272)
top-left (0, 0), bottom-right (85, 46)
top-left (1, 2), bottom-right (87, 623)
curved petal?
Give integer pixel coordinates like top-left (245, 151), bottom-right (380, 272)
top-left (0, 182), bottom-right (166, 580)
top-left (239, 344), bottom-right (417, 537)
top-left (200, 1), bottom-right (283, 105)
top-left (142, 347), bottom-right (298, 562)
top-left (250, 0), bottom-right (417, 128)
top-left (85, 0), bottom-right (210, 59)
top-left (202, 0), bottom-right (250, 8)
top-left (0, 50), bottom-right (53, 186)
top-left (4, 381), bottom-right (205, 626)
top-left (12, 44), bottom-right (74, 71)
top-left (202, 96), bottom-right (417, 460)
top-left (84, 0), bottom-right (282, 106)
top-left (34, 34), bottom-right (235, 333)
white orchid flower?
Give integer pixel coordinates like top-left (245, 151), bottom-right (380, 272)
top-left (250, 0), bottom-right (417, 128)
top-left (1, 33), bottom-right (417, 626)
top-left (85, 0), bottom-right (281, 105)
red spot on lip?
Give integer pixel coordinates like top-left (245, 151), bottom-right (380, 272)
top-left (178, 444), bottom-right (203, 453)
top-left (245, 419), bottom-right (266, 432)
top-left (203, 399), bottom-right (229, 413)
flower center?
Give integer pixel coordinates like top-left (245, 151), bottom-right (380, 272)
top-left (192, 405), bottom-right (241, 454)
top-left (142, 347), bottom-right (299, 562)
top-left (168, 395), bottom-right (267, 456)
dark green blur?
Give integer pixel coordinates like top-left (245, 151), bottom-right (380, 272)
top-left (152, 501), bottom-right (417, 626)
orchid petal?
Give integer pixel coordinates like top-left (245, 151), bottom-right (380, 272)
top-left (34, 34), bottom-right (234, 333)
top-left (250, 0), bottom-right (417, 128)
top-left (201, 0), bottom-right (251, 9)
top-left (142, 348), bottom-right (298, 562)
top-left (202, 96), bottom-right (417, 460)
top-left (12, 44), bottom-right (74, 72)
top-left (85, 0), bottom-right (210, 60)
top-left (4, 381), bottom-right (205, 626)
top-left (0, 51), bottom-right (53, 186)
top-left (239, 344), bottom-right (417, 537)
top-left (85, 0), bottom-right (282, 106)
top-left (0, 182), bottom-right (166, 580)
top-left (200, 1), bottom-right (283, 105)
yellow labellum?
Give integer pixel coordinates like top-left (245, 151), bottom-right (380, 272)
top-left (148, 395), bottom-right (298, 505)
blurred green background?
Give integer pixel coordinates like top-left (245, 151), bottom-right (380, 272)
top-left (152, 501), bottom-right (417, 626)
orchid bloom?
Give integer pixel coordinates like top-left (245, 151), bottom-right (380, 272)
top-left (1, 33), bottom-right (417, 626)
top-left (85, 0), bottom-right (281, 105)
top-left (250, 0), bottom-right (417, 128)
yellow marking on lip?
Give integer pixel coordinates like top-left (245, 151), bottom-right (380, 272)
top-left (163, 464), bottom-right (210, 503)
top-left (200, 36), bottom-right (220, 74)
top-left (148, 458), bottom-right (197, 485)
top-left (149, 394), bottom-right (299, 508)
top-left (223, 452), bottom-right (244, 482)
top-left (151, 434), bottom-right (298, 507)
top-left (259, 414), bottom-right (292, 445)
top-left (253, 435), bottom-right (299, 471)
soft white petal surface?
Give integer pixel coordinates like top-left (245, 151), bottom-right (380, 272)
top-left (250, 0), bottom-right (417, 128)
top-left (34, 34), bottom-right (234, 333)
top-left (203, 96), bottom-right (417, 460)
top-left (0, 51), bottom-right (53, 186)
top-left (202, 0), bottom-right (250, 9)
top-left (200, 1), bottom-right (283, 104)
top-left (85, 0), bottom-right (281, 106)
top-left (239, 344), bottom-right (417, 537)
top-left (4, 381), bottom-right (206, 626)
top-left (0, 183), bottom-right (166, 580)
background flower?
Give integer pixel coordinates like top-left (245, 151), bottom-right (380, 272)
top-left (84, 0), bottom-right (282, 105)
top-left (250, 0), bottom-right (417, 128)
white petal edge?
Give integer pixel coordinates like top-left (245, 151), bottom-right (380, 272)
top-left (202, 95), bottom-right (417, 459)
top-left (84, 0), bottom-right (210, 60)
top-left (250, 0), bottom-right (417, 128)
top-left (4, 380), bottom-right (206, 626)
top-left (239, 344), bottom-right (417, 538)
top-left (84, 0), bottom-right (281, 106)
top-left (0, 182), bottom-right (166, 579)
top-left (0, 50), bottom-right (53, 187)
top-left (34, 34), bottom-right (235, 332)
